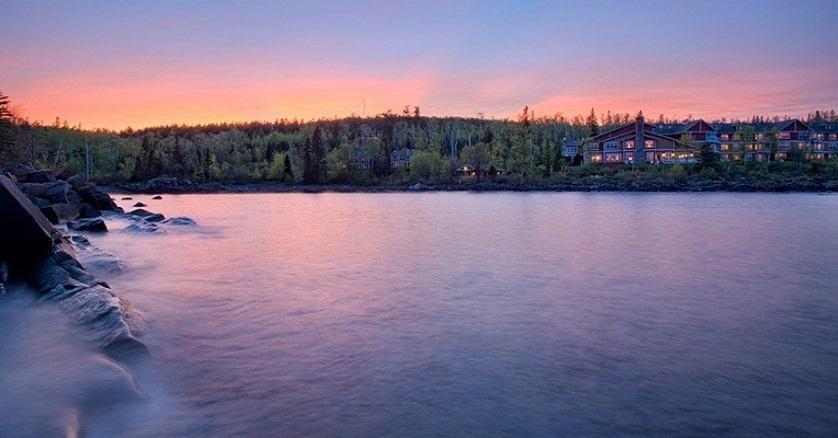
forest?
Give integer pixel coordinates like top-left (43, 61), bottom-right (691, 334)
top-left (1, 90), bottom-right (837, 186)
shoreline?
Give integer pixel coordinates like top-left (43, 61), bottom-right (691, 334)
top-left (105, 180), bottom-right (838, 195)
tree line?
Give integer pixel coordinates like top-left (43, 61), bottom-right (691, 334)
top-left (1, 90), bottom-right (836, 185)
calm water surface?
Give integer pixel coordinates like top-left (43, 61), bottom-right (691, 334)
top-left (46, 193), bottom-right (838, 435)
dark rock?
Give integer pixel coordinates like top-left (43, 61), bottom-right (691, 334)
top-left (44, 181), bottom-right (71, 203)
top-left (0, 175), bottom-right (58, 270)
top-left (52, 167), bottom-right (73, 181)
top-left (19, 182), bottom-right (47, 198)
top-left (28, 244), bottom-right (148, 360)
top-left (121, 197), bottom-right (133, 200)
top-left (126, 222), bottom-right (165, 234)
top-left (132, 202), bottom-right (147, 207)
top-left (152, 195), bottom-right (163, 200)
top-left (67, 174), bottom-right (87, 191)
top-left (25, 170), bottom-right (55, 183)
top-left (31, 197), bottom-right (51, 208)
top-left (70, 234), bottom-right (91, 247)
top-left (128, 208), bottom-right (164, 222)
top-left (40, 205), bottom-right (60, 224)
top-left (129, 208), bottom-right (153, 216)
top-left (52, 202), bottom-right (81, 222)
top-left (78, 203), bottom-right (102, 219)
top-left (68, 218), bottom-right (108, 232)
top-left (164, 216), bottom-right (196, 226)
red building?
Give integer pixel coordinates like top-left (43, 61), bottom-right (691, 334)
top-left (586, 115), bottom-right (696, 164)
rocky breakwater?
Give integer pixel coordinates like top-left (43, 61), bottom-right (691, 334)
top-left (0, 172), bottom-right (147, 361)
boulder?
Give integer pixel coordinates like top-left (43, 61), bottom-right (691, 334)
top-left (164, 216), bottom-right (196, 226)
top-left (52, 167), bottom-right (73, 181)
top-left (40, 206), bottom-right (60, 224)
top-left (25, 170), bottom-right (55, 183)
top-left (152, 195), bottom-right (163, 200)
top-left (132, 202), bottom-right (146, 207)
top-left (67, 174), bottom-right (87, 191)
top-left (121, 197), bottom-right (133, 200)
top-left (145, 213), bottom-right (165, 222)
top-left (52, 202), bottom-right (81, 222)
top-left (28, 244), bottom-right (148, 360)
top-left (43, 181), bottom-right (81, 206)
top-left (68, 218), bottom-right (108, 233)
top-left (126, 222), bottom-right (165, 234)
top-left (31, 197), bottom-right (51, 208)
top-left (19, 183), bottom-right (47, 198)
top-left (0, 175), bottom-right (57, 270)
top-left (78, 203), bottom-right (102, 219)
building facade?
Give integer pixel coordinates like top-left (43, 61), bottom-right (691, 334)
top-left (584, 116), bottom-right (838, 164)
top-left (586, 115), bottom-right (697, 164)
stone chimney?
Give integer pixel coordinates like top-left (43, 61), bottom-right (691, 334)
top-left (634, 113), bottom-right (646, 164)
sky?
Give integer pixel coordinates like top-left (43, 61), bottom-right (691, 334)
top-left (1, 0), bottom-right (837, 130)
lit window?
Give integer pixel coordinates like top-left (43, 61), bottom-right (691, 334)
top-left (625, 153), bottom-right (634, 163)
top-left (624, 140), bottom-right (635, 149)
top-left (830, 134), bottom-right (837, 140)
top-left (721, 143), bottom-right (730, 151)
top-left (644, 139), bottom-right (655, 149)
top-left (779, 132), bottom-right (790, 140)
top-left (606, 153), bottom-right (622, 163)
top-left (721, 134), bottom-right (730, 141)
top-left (591, 154), bottom-right (602, 163)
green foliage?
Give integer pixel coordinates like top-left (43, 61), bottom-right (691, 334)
top-left (410, 150), bottom-right (447, 181)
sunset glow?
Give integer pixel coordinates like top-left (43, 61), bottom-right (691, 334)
top-left (2, 0), bottom-right (837, 129)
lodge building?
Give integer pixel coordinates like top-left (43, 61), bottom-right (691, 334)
top-left (585, 115), bottom-right (838, 164)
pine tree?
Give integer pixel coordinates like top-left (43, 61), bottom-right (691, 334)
top-left (0, 90), bottom-right (16, 164)
top-left (283, 154), bottom-right (293, 181)
top-left (303, 138), bottom-right (314, 184)
top-left (585, 108), bottom-right (599, 137)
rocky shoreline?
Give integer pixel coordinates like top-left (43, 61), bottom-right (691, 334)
top-left (113, 175), bottom-right (838, 195)
top-left (0, 170), bottom-right (148, 361)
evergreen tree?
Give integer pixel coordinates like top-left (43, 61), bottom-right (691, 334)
top-left (283, 153), bottom-right (294, 181)
top-left (585, 108), bottom-right (599, 137)
top-left (302, 138), bottom-right (314, 183)
top-left (0, 90), bottom-right (16, 164)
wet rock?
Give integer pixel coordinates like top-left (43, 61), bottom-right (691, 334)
top-left (68, 218), bottom-right (108, 233)
top-left (121, 197), bottom-right (133, 200)
top-left (128, 208), bottom-right (154, 217)
top-left (129, 208), bottom-right (165, 222)
top-left (126, 222), bottom-right (165, 234)
top-left (28, 244), bottom-right (148, 360)
top-left (69, 235), bottom-right (90, 247)
top-left (132, 202), bottom-right (147, 207)
top-left (164, 216), bottom-right (196, 226)
top-left (152, 195), bottom-right (163, 200)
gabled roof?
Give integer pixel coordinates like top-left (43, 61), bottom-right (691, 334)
top-left (591, 120), bottom-right (657, 142)
top-left (774, 119), bottom-right (809, 132)
top-left (653, 120), bottom-right (716, 136)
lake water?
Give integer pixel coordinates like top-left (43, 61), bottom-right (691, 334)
top-left (5, 192), bottom-right (838, 436)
